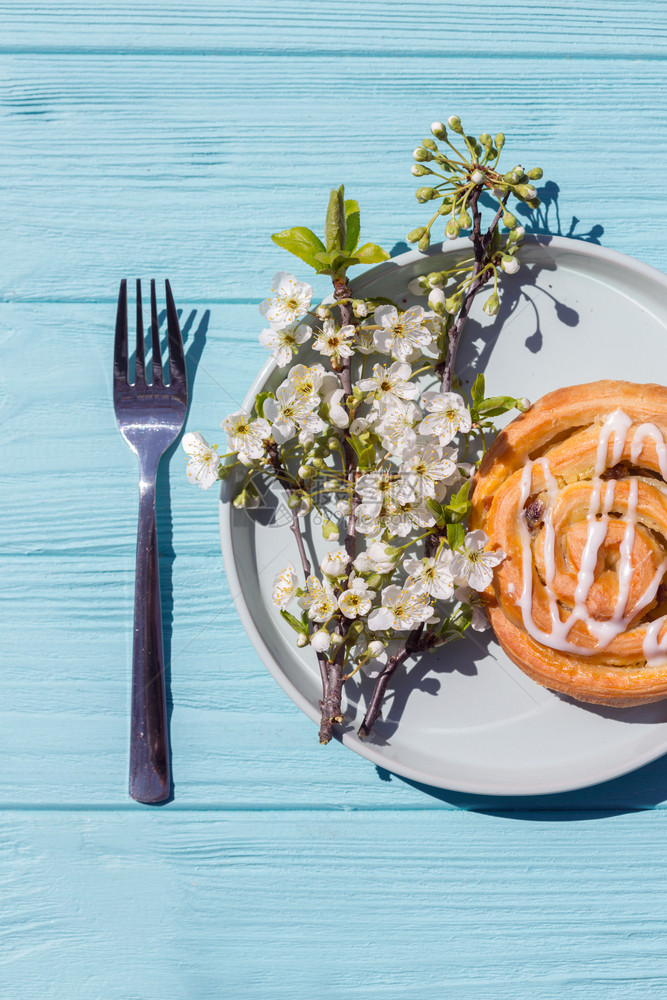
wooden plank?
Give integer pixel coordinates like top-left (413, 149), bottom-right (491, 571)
top-left (3, 808), bottom-right (667, 999)
top-left (4, 302), bottom-right (667, 809)
top-left (2, 53), bottom-right (667, 300)
top-left (2, 0), bottom-right (667, 56)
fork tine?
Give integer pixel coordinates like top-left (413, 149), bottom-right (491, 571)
top-left (150, 278), bottom-right (163, 385)
top-left (114, 279), bottom-right (128, 386)
top-left (165, 280), bottom-right (186, 387)
top-left (135, 279), bottom-right (146, 385)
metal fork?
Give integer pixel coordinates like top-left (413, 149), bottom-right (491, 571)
top-left (113, 279), bottom-right (188, 803)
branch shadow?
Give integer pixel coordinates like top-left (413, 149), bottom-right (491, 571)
top-left (152, 305), bottom-right (210, 804)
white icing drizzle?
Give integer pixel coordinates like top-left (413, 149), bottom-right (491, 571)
top-left (515, 409), bottom-right (667, 661)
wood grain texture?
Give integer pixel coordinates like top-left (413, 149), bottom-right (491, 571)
top-left (2, 53), bottom-right (667, 300)
top-left (3, 809), bottom-right (667, 1000)
top-left (2, 0), bottom-right (667, 56)
top-left (4, 3), bottom-right (667, 995)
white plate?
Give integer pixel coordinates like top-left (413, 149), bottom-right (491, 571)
top-left (220, 235), bottom-right (667, 796)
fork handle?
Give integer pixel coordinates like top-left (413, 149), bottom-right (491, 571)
top-left (129, 470), bottom-right (170, 803)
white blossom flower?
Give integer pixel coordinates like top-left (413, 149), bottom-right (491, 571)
top-left (312, 319), bottom-right (356, 361)
top-left (382, 497), bottom-right (436, 537)
top-left (355, 503), bottom-right (383, 536)
top-left (259, 323), bottom-right (312, 368)
top-left (404, 550), bottom-right (455, 600)
top-left (450, 530), bottom-right (505, 591)
top-left (373, 304), bottom-right (434, 360)
top-left (323, 387), bottom-right (350, 428)
top-left (376, 399), bottom-right (422, 456)
top-left (298, 575), bottom-right (337, 624)
top-left (368, 584), bottom-right (433, 632)
top-left (454, 585), bottom-right (490, 630)
top-left (353, 327), bottom-right (376, 354)
top-left (222, 411), bottom-right (271, 460)
top-left (320, 547), bottom-right (349, 578)
top-left (259, 272), bottom-right (313, 329)
top-left (182, 431), bottom-right (220, 489)
top-left (284, 363), bottom-right (327, 399)
top-left (418, 391), bottom-right (471, 446)
top-left (263, 385), bottom-right (323, 444)
top-left (353, 539), bottom-right (399, 575)
top-left (394, 442), bottom-right (458, 503)
top-left (335, 499), bottom-right (351, 517)
top-left (272, 565), bottom-right (298, 609)
top-left (356, 469), bottom-right (403, 507)
top-left (357, 361), bottom-right (418, 409)
top-left (338, 578), bottom-right (376, 619)
top-left (350, 416), bottom-right (371, 436)
top-left (310, 629), bottom-right (331, 652)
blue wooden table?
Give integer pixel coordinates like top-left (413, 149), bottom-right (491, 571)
top-left (4, 3), bottom-right (667, 996)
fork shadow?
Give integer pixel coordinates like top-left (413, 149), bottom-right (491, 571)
top-left (152, 304), bottom-right (210, 804)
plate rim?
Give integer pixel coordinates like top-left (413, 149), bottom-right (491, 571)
top-left (219, 234), bottom-right (667, 796)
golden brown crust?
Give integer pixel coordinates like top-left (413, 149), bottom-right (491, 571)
top-left (471, 380), bottom-right (667, 706)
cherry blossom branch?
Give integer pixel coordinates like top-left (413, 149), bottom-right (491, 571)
top-left (358, 190), bottom-right (508, 740)
top-left (266, 442), bottom-right (329, 690)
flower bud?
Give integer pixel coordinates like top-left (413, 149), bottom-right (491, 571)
top-left (445, 218), bottom-right (460, 241)
top-left (297, 497), bottom-right (313, 516)
top-left (491, 186), bottom-right (506, 200)
top-left (515, 183), bottom-right (537, 201)
top-left (458, 209), bottom-right (472, 229)
top-left (431, 121), bottom-right (447, 139)
top-left (298, 464), bottom-right (317, 480)
top-left (310, 629), bottom-right (331, 652)
top-left (527, 167), bottom-right (543, 180)
top-left (470, 168), bottom-right (485, 185)
top-left (413, 147), bottom-right (432, 162)
top-left (482, 293), bottom-right (499, 316)
top-left (296, 634), bottom-right (308, 647)
top-left (526, 197), bottom-right (541, 209)
top-left (495, 132), bottom-right (505, 150)
top-left (287, 492), bottom-right (304, 509)
top-left (416, 186), bottom-right (437, 201)
top-left (408, 276), bottom-right (429, 295)
top-left (447, 115), bottom-right (463, 133)
top-left (327, 436), bottom-right (339, 450)
top-left (407, 226), bottom-right (426, 243)
top-left (368, 640), bottom-right (386, 657)
top-left (352, 299), bottom-right (368, 318)
top-left (508, 226), bottom-right (525, 243)
top-left (427, 270), bottom-right (446, 288)
top-left (330, 633), bottom-right (344, 648)
top-left (411, 164), bottom-right (431, 177)
top-left (479, 132), bottom-right (492, 147)
top-left (311, 457), bottom-right (325, 469)
top-left (418, 233), bottom-right (431, 252)
top-left (427, 287), bottom-right (446, 315)
top-left (517, 397), bottom-right (531, 412)
top-left (502, 211), bottom-right (517, 230)
top-left (445, 292), bottom-right (463, 315)
top-left (422, 138), bottom-right (438, 151)
top-left (501, 254), bottom-right (520, 274)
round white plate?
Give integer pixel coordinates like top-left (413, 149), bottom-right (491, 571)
top-left (220, 235), bottom-right (667, 796)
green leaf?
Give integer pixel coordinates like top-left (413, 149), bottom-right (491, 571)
top-left (354, 242), bottom-right (391, 265)
top-left (324, 185), bottom-right (347, 253)
top-left (477, 395), bottom-right (518, 417)
top-left (254, 390), bottom-right (274, 419)
top-left (427, 498), bottom-right (445, 526)
top-left (344, 199), bottom-right (361, 253)
top-left (447, 522), bottom-right (465, 550)
top-left (271, 227), bottom-right (326, 269)
top-left (358, 444), bottom-right (376, 469)
top-left (447, 479), bottom-right (471, 514)
top-left (471, 373), bottom-right (485, 410)
top-left (280, 609), bottom-right (307, 635)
